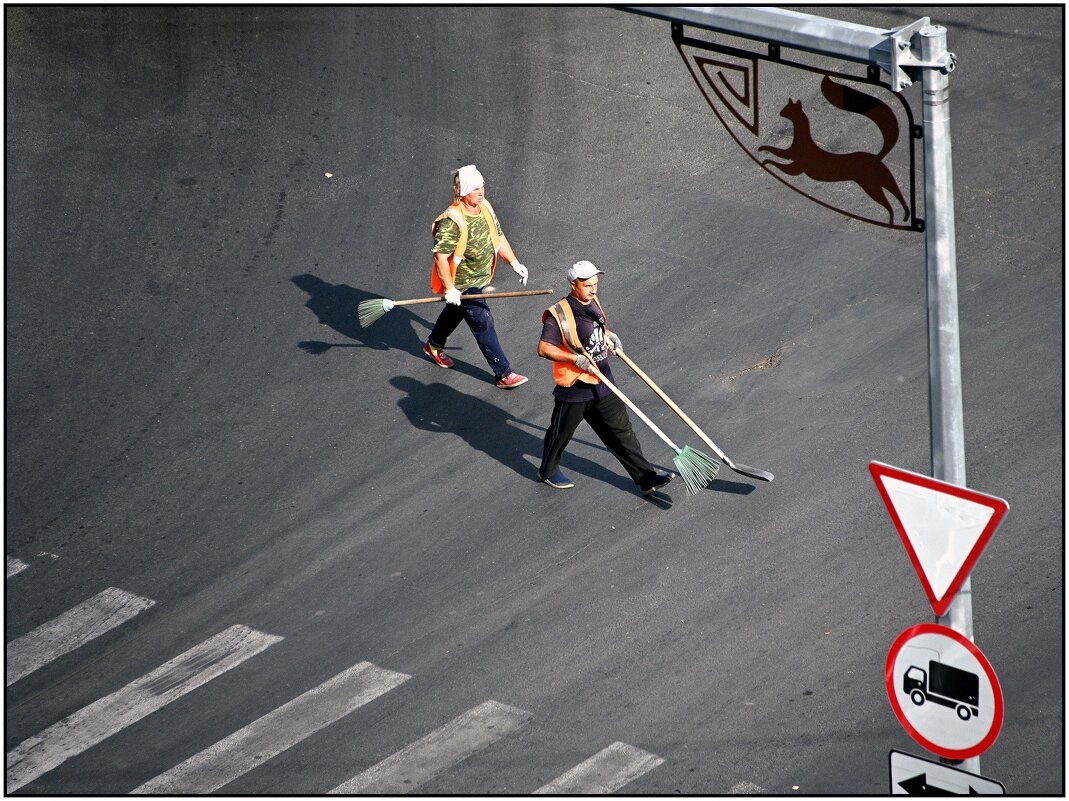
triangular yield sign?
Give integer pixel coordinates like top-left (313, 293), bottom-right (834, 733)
top-left (869, 462), bottom-right (1009, 617)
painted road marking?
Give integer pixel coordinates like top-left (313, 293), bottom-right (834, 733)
top-left (131, 661), bottom-right (410, 794)
top-left (329, 700), bottom-right (532, 794)
top-left (5, 624), bottom-right (281, 793)
top-left (6, 587), bottom-right (156, 686)
top-left (534, 741), bottom-right (665, 794)
top-left (732, 780), bottom-right (771, 793)
top-left (7, 556), bottom-right (29, 578)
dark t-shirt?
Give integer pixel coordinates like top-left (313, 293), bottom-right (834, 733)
top-left (540, 295), bottom-right (615, 402)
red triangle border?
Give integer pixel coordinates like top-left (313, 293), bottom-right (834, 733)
top-left (868, 461), bottom-right (1009, 617)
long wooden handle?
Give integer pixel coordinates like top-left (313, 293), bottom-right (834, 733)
top-left (393, 288), bottom-right (553, 307)
top-left (589, 363), bottom-right (680, 453)
top-left (614, 350), bottom-right (728, 461)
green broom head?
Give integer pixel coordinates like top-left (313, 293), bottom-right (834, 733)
top-left (672, 445), bottom-right (722, 495)
top-left (357, 297), bottom-right (395, 327)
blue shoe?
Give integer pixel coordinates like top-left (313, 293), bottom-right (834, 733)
top-left (541, 470), bottom-right (574, 489)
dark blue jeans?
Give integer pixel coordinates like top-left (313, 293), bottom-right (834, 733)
top-left (427, 287), bottom-right (511, 378)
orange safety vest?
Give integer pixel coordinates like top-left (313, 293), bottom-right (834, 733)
top-left (543, 296), bottom-right (608, 387)
top-left (430, 199), bottom-right (503, 293)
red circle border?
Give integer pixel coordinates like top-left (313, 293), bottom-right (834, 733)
top-left (885, 623), bottom-right (1004, 760)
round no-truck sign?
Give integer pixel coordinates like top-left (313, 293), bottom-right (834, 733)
top-left (885, 623), bottom-right (1003, 760)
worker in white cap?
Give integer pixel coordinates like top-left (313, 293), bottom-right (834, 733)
top-left (425, 164), bottom-right (530, 389)
top-left (536, 260), bottom-right (672, 494)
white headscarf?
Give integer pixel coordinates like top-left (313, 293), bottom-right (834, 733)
top-left (455, 164), bottom-right (485, 197)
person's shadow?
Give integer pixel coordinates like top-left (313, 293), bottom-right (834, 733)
top-left (292, 273), bottom-right (429, 358)
top-left (292, 273), bottom-right (501, 382)
top-left (392, 376), bottom-right (645, 494)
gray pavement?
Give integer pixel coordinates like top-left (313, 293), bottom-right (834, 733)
top-left (5, 6), bottom-right (1062, 794)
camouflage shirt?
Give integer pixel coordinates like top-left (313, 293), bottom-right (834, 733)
top-left (432, 208), bottom-right (503, 291)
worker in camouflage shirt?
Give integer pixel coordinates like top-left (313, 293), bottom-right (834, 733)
top-left (425, 165), bottom-right (531, 389)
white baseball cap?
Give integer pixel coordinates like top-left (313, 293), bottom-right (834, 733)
top-left (567, 260), bottom-right (604, 282)
top-left (455, 164), bottom-right (485, 197)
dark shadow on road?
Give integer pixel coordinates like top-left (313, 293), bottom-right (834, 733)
top-left (707, 477), bottom-right (757, 495)
top-left (292, 273), bottom-right (427, 355)
top-left (293, 273), bottom-right (504, 383)
top-left (642, 490), bottom-right (674, 509)
top-left (391, 376), bottom-right (639, 493)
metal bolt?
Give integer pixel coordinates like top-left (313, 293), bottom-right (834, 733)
top-left (898, 38), bottom-right (910, 50)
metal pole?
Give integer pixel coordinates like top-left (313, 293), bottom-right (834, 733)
top-left (919, 23), bottom-right (976, 774)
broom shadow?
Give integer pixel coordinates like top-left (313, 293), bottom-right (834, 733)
top-left (292, 273), bottom-right (424, 356)
top-left (291, 273), bottom-right (503, 383)
top-left (391, 376), bottom-right (637, 493)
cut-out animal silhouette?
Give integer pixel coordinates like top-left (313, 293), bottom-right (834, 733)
top-left (759, 76), bottom-right (908, 224)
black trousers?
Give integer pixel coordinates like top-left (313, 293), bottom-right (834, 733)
top-left (540, 392), bottom-right (657, 485)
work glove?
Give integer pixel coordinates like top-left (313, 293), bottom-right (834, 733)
top-left (444, 287), bottom-right (463, 306)
top-left (574, 354), bottom-right (596, 374)
top-left (511, 261), bottom-right (529, 286)
top-left (606, 331), bottom-right (622, 353)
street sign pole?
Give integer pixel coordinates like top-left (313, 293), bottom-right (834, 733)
top-left (922, 24), bottom-right (963, 492)
top-left (917, 24), bottom-right (976, 774)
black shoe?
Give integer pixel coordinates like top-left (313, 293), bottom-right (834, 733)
top-left (641, 472), bottom-right (673, 494)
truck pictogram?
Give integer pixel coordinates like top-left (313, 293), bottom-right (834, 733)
top-left (903, 660), bottom-right (980, 721)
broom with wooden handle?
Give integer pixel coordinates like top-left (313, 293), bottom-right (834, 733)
top-left (585, 361), bottom-right (721, 495)
top-left (358, 288), bottom-right (553, 327)
top-left (614, 348), bottom-right (774, 483)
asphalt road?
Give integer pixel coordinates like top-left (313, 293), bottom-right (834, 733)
top-left (5, 6), bottom-right (1062, 795)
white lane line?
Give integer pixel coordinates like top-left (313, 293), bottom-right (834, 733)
top-left (132, 661), bottom-right (411, 794)
top-left (329, 700), bottom-right (532, 795)
top-left (7, 556), bottom-right (29, 578)
top-left (5, 624), bottom-right (281, 793)
top-left (534, 741), bottom-right (665, 795)
top-left (6, 587), bottom-right (156, 686)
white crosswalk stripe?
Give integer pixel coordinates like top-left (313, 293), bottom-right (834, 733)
top-left (5, 624), bottom-right (281, 793)
top-left (131, 660), bottom-right (410, 794)
top-left (7, 555), bottom-right (29, 578)
top-left (329, 700), bottom-right (532, 795)
top-left (731, 780), bottom-right (770, 793)
top-left (6, 587), bottom-right (156, 686)
top-left (534, 741), bottom-right (665, 794)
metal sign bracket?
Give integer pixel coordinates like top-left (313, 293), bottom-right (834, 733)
top-left (889, 17), bottom-right (957, 91)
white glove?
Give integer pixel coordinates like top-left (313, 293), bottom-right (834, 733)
top-left (606, 331), bottom-right (622, 353)
top-left (575, 354), bottom-right (596, 373)
top-left (444, 287), bottom-right (462, 306)
top-left (511, 261), bottom-right (529, 286)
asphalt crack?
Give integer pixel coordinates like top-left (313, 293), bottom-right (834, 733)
top-left (728, 348), bottom-right (783, 381)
